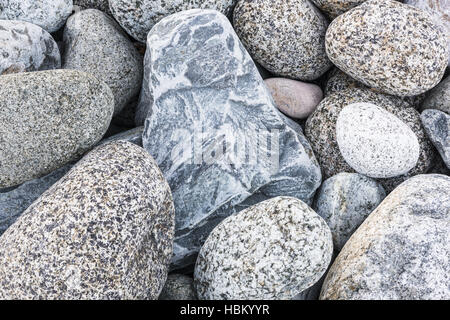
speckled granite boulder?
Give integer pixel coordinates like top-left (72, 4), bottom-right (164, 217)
top-left (0, 20), bottom-right (61, 75)
top-left (305, 88), bottom-right (436, 192)
top-left (325, 0), bottom-right (448, 96)
top-left (63, 9), bottom-right (142, 115)
top-left (109, 0), bottom-right (237, 42)
top-left (74, 0), bottom-right (111, 14)
top-left (233, 0), bottom-right (332, 81)
top-left (0, 0), bottom-right (73, 33)
top-left (159, 274), bottom-right (197, 300)
top-left (404, 0), bottom-right (450, 68)
top-left (320, 174), bottom-right (450, 300)
top-left (310, 0), bottom-right (366, 19)
top-left (140, 10), bottom-right (322, 270)
top-left (0, 70), bottom-right (114, 188)
top-left (194, 197), bottom-right (333, 300)
top-left (264, 78), bottom-right (323, 119)
top-left (337, 103), bottom-right (420, 178)
top-left (313, 173), bottom-right (386, 251)
top-left (0, 141), bottom-right (175, 300)
top-left (421, 109), bottom-right (450, 168)
top-left (421, 76), bottom-right (450, 114)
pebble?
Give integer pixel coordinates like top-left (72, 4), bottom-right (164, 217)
top-left (336, 103), bottom-right (420, 178)
top-left (313, 173), bottom-right (386, 251)
top-left (0, 20), bottom-right (61, 75)
top-left (420, 76), bottom-right (450, 115)
top-left (421, 109), bottom-right (450, 168)
top-left (0, 70), bottom-right (114, 188)
top-left (325, 0), bottom-right (448, 96)
top-left (320, 174), bottom-right (450, 300)
top-left (233, 0), bottom-right (332, 81)
top-left (194, 197), bottom-right (333, 300)
top-left (0, 0), bottom-right (73, 33)
top-left (63, 9), bottom-right (143, 115)
top-left (159, 274), bottom-right (197, 300)
top-left (0, 141), bottom-right (175, 299)
top-left (264, 78), bottom-right (323, 119)
top-left (310, 0), bottom-right (367, 19)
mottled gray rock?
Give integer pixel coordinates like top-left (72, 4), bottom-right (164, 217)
top-left (421, 109), bottom-right (450, 168)
top-left (140, 10), bottom-right (322, 270)
top-left (74, 0), bottom-right (111, 14)
top-left (233, 0), bottom-right (332, 81)
top-left (264, 78), bottom-right (323, 119)
top-left (0, 70), bottom-right (114, 188)
top-left (421, 76), bottom-right (450, 114)
top-left (159, 274), bottom-right (197, 300)
top-left (337, 103), bottom-right (420, 178)
top-left (100, 126), bottom-right (143, 147)
top-left (194, 197), bottom-right (333, 300)
top-left (63, 9), bottom-right (143, 115)
top-left (404, 0), bottom-right (450, 68)
top-left (320, 174), bottom-right (450, 300)
top-left (109, 0), bottom-right (237, 42)
top-left (325, 0), bottom-right (448, 96)
top-left (305, 88), bottom-right (436, 192)
top-left (0, 20), bottom-right (61, 75)
top-left (0, 0), bottom-right (73, 33)
top-left (0, 141), bottom-right (175, 299)
top-left (310, 0), bottom-right (367, 19)
top-left (313, 173), bottom-right (386, 251)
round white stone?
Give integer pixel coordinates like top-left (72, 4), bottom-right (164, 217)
top-left (336, 102), bottom-right (420, 178)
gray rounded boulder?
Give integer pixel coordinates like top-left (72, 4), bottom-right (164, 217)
top-left (233, 0), bottom-right (332, 81)
top-left (0, 141), bottom-right (175, 300)
top-left (310, 0), bottom-right (367, 19)
top-left (325, 0), bottom-right (448, 96)
top-left (0, 20), bottom-right (61, 75)
top-left (320, 174), bottom-right (450, 300)
top-left (0, 70), bottom-right (114, 188)
top-left (194, 197), bottom-right (333, 300)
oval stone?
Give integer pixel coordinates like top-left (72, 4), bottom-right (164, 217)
top-left (0, 141), bottom-right (175, 299)
top-left (325, 0), bottom-right (448, 96)
top-left (0, 70), bottom-right (114, 188)
top-left (194, 197), bottom-right (333, 300)
top-left (336, 102), bottom-right (420, 178)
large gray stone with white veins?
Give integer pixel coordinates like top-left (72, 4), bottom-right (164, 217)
top-left (421, 76), bottom-right (450, 115)
top-left (194, 197), bottom-right (333, 300)
top-left (233, 0), bottom-right (332, 81)
top-left (421, 109), bottom-right (450, 168)
top-left (0, 0), bottom-right (73, 33)
top-left (0, 20), bottom-right (60, 75)
top-left (0, 70), bottom-right (114, 188)
top-left (336, 103), bottom-right (421, 178)
top-left (313, 173), bottom-right (386, 251)
top-left (320, 174), bottom-right (450, 300)
top-left (140, 10), bottom-right (322, 270)
top-left (325, 0), bottom-right (448, 96)
top-left (63, 9), bottom-right (143, 115)
top-left (0, 141), bottom-right (175, 299)
top-left (109, 0), bottom-right (237, 42)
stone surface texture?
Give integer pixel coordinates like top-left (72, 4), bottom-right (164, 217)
top-left (420, 76), bottom-right (450, 114)
top-left (310, 0), bottom-right (367, 18)
top-left (159, 274), bottom-right (197, 300)
top-left (421, 109), bottom-right (450, 168)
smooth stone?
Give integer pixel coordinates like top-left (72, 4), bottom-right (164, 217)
top-left (0, 20), bottom-right (61, 75)
top-left (233, 0), bottom-right (332, 81)
top-left (404, 0), bottom-right (450, 68)
top-left (194, 197), bottom-right (333, 300)
top-left (310, 0), bottom-right (367, 18)
top-left (140, 10), bottom-right (322, 270)
top-left (99, 126), bottom-right (143, 147)
top-left (421, 109), bottom-right (450, 168)
top-left (0, 70), bottom-right (114, 188)
top-left (325, 0), bottom-right (448, 96)
top-left (63, 9), bottom-right (143, 115)
top-left (159, 274), bottom-right (197, 300)
top-left (336, 103), bottom-right (420, 178)
top-left (305, 88), bottom-right (436, 192)
top-left (109, 0), bottom-right (237, 42)
top-left (0, 141), bottom-right (175, 299)
top-left (320, 174), bottom-right (450, 300)
top-left (313, 173), bottom-right (386, 251)
top-left (0, 0), bottom-right (73, 33)
top-left (264, 78), bottom-right (323, 119)
top-left (74, 0), bottom-right (111, 14)
top-left (420, 76), bottom-right (450, 115)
